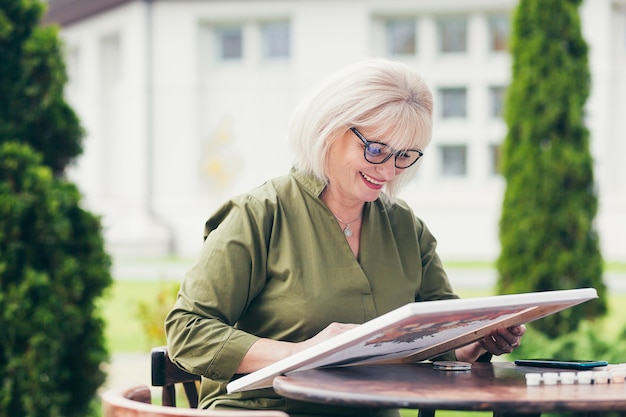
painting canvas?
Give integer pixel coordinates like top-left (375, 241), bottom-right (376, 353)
top-left (227, 288), bottom-right (598, 393)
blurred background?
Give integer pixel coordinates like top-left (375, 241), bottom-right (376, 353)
top-left (26, 0), bottom-right (626, 410)
top-left (43, 0), bottom-right (626, 266)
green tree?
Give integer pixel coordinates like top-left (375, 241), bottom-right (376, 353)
top-left (497, 0), bottom-right (607, 338)
top-left (0, 1), bottom-right (112, 416)
top-left (0, 0), bottom-right (83, 175)
top-left (0, 143), bottom-right (112, 417)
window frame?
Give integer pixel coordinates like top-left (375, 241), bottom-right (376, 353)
top-left (439, 144), bottom-right (468, 177)
top-left (487, 14), bottom-right (510, 52)
top-left (261, 21), bottom-right (291, 60)
top-left (437, 16), bottom-right (468, 54)
top-left (439, 87), bottom-right (468, 119)
top-left (214, 25), bottom-right (244, 61)
top-left (489, 143), bottom-right (503, 176)
top-left (489, 85), bottom-right (506, 119)
top-left (384, 18), bottom-right (417, 56)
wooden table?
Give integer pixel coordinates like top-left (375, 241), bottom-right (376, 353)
top-left (273, 362), bottom-right (626, 416)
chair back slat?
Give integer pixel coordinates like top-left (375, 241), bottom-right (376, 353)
top-left (151, 346), bottom-right (201, 407)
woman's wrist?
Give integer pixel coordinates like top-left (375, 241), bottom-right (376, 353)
top-left (455, 340), bottom-right (488, 362)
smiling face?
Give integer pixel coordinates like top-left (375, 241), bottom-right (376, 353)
top-left (324, 128), bottom-right (402, 205)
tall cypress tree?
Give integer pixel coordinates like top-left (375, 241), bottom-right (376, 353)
top-left (0, 0), bottom-right (83, 175)
top-left (0, 1), bottom-right (112, 416)
top-left (497, 0), bottom-right (606, 338)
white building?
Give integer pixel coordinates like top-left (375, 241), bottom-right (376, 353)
top-left (44, 0), bottom-right (626, 263)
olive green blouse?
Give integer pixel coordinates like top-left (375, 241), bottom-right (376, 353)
top-left (165, 169), bottom-right (458, 416)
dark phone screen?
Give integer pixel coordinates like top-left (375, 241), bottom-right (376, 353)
top-left (514, 359), bottom-right (608, 370)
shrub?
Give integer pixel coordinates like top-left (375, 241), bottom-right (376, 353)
top-left (497, 0), bottom-right (607, 337)
top-left (0, 0), bottom-right (83, 175)
top-left (0, 142), bottom-right (112, 417)
top-left (136, 281), bottom-right (180, 349)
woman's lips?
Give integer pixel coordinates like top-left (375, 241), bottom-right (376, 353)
top-left (361, 172), bottom-right (384, 189)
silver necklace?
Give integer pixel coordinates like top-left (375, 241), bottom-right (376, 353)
top-left (334, 213), bottom-right (362, 238)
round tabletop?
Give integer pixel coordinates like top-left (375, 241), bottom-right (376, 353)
top-left (273, 362), bottom-right (626, 413)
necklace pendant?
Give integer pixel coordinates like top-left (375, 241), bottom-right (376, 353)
top-left (343, 225), bottom-right (353, 238)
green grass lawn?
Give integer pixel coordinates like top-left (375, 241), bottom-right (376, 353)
top-left (98, 281), bottom-right (499, 353)
top-left (101, 278), bottom-right (626, 354)
top-left (100, 274), bottom-right (626, 417)
top-left (99, 280), bottom-right (175, 353)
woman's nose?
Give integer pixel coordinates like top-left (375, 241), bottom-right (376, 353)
top-left (375, 157), bottom-right (397, 179)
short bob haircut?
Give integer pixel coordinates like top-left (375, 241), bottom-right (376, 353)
top-left (288, 58), bottom-right (433, 205)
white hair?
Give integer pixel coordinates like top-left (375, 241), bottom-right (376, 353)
top-left (287, 58), bottom-right (433, 204)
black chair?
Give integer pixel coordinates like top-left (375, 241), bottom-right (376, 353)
top-left (151, 346), bottom-right (435, 417)
top-left (151, 346), bottom-right (201, 407)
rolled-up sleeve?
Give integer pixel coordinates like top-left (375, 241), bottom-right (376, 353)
top-left (165, 197), bottom-right (270, 382)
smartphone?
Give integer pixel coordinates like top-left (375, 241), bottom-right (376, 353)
top-left (514, 359), bottom-right (608, 370)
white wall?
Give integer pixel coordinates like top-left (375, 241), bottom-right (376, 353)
top-left (60, 0), bottom-right (626, 262)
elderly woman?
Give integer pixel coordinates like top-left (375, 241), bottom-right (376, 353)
top-left (165, 58), bottom-right (525, 417)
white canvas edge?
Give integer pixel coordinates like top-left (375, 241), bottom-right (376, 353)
top-left (227, 287), bottom-right (598, 393)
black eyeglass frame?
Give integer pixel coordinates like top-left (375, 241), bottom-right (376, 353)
top-left (350, 127), bottom-right (424, 169)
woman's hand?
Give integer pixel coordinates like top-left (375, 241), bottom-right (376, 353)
top-left (294, 322), bottom-right (359, 354)
top-left (455, 324), bottom-right (526, 362)
top-left (236, 322), bottom-right (358, 374)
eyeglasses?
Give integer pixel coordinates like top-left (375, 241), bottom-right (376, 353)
top-left (350, 127), bottom-right (424, 169)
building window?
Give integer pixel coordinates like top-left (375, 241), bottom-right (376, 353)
top-left (437, 16), bottom-right (467, 53)
top-left (215, 26), bottom-right (243, 60)
top-left (385, 19), bottom-right (416, 56)
top-left (622, 5), bottom-right (626, 49)
top-left (65, 45), bottom-right (80, 87)
top-left (100, 33), bottom-right (121, 84)
top-left (489, 86), bottom-right (506, 118)
top-left (488, 14), bottom-right (510, 52)
top-left (440, 145), bottom-right (467, 177)
top-left (262, 22), bottom-right (290, 59)
top-left (439, 87), bottom-right (467, 119)
top-left (489, 144), bottom-right (503, 176)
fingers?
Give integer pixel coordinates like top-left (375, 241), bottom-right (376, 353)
top-left (326, 322), bottom-right (359, 332)
top-left (320, 322), bottom-right (359, 339)
top-left (479, 334), bottom-right (513, 356)
top-left (298, 322), bottom-right (360, 352)
top-left (508, 324), bottom-right (527, 336)
top-left (498, 328), bottom-right (520, 348)
top-left (480, 325), bottom-right (526, 356)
